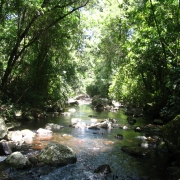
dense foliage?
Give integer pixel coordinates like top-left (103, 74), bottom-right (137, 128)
top-left (0, 0), bottom-right (89, 106)
top-left (109, 0), bottom-right (180, 120)
top-left (0, 0), bottom-right (180, 120)
top-left (82, 0), bottom-right (180, 120)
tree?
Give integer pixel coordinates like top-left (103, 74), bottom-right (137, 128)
top-left (98, 0), bottom-right (180, 118)
top-left (78, 0), bottom-right (122, 97)
top-left (0, 0), bottom-right (89, 104)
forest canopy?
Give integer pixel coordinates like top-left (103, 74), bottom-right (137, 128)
top-left (0, 0), bottom-right (180, 121)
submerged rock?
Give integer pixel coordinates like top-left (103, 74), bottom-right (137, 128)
top-left (94, 164), bottom-right (112, 174)
top-left (37, 142), bottom-right (77, 166)
top-left (88, 126), bottom-right (100, 130)
top-left (70, 122), bottom-right (86, 128)
top-left (0, 170), bottom-right (9, 180)
top-left (37, 128), bottom-right (52, 136)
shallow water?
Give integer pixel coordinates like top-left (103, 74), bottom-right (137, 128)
top-left (6, 104), bottom-right (170, 179)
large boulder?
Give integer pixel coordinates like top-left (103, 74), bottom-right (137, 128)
top-left (0, 116), bottom-right (8, 139)
top-left (5, 152), bottom-right (32, 169)
top-left (37, 142), bottom-right (77, 166)
top-left (162, 115), bottom-right (180, 159)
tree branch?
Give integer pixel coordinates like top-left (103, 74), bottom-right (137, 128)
top-left (1, 0), bottom-right (90, 90)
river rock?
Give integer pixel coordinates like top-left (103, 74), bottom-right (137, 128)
top-left (36, 128), bottom-right (53, 141)
top-left (119, 125), bottom-right (129, 130)
top-left (0, 116), bottom-right (8, 139)
top-left (21, 129), bottom-right (35, 144)
top-left (162, 115), bottom-right (180, 159)
top-left (94, 164), bottom-right (112, 174)
top-left (36, 128), bottom-right (52, 136)
top-left (70, 122), bottom-right (86, 128)
top-left (88, 119), bottom-right (113, 130)
top-left (37, 142), bottom-right (77, 166)
top-left (5, 152), bottom-right (32, 169)
top-left (0, 140), bottom-right (12, 155)
top-left (88, 126), bottom-right (100, 130)
top-left (109, 118), bottom-right (117, 123)
top-left (21, 129), bottom-right (35, 138)
top-left (134, 127), bottom-right (142, 132)
top-left (45, 123), bottom-right (63, 131)
top-left (0, 142), bottom-right (6, 155)
top-left (7, 131), bottom-right (23, 142)
top-left (71, 118), bottom-right (81, 124)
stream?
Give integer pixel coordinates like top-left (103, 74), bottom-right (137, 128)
top-left (2, 104), bottom-right (170, 180)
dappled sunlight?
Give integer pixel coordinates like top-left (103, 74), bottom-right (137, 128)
top-left (0, 0), bottom-right (178, 179)
top-left (5, 104), bottom-right (170, 179)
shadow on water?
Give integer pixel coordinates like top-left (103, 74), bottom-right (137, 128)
top-left (7, 104), bottom-right (170, 180)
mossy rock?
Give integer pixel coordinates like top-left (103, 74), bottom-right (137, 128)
top-left (162, 115), bottom-right (180, 159)
top-left (5, 152), bottom-right (32, 169)
top-left (37, 142), bottom-right (77, 166)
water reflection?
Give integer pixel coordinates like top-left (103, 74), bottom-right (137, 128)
top-left (12, 104), bottom-right (169, 179)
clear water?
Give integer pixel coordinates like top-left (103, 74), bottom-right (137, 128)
top-left (5, 104), bottom-right (169, 179)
